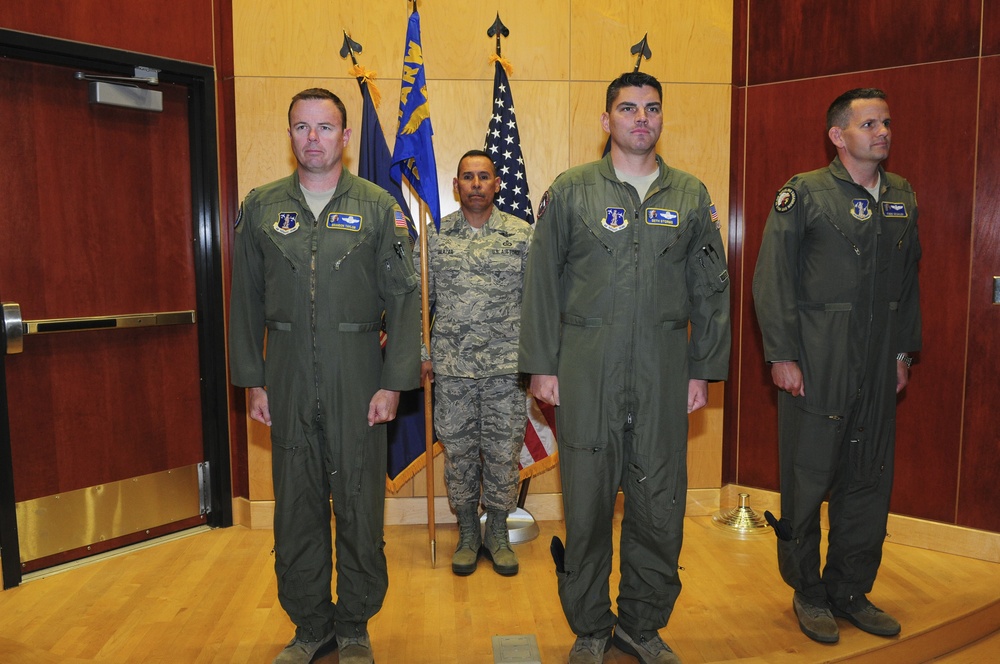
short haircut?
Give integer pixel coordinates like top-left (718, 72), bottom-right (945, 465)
top-left (457, 149), bottom-right (497, 177)
top-left (826, 88), bottom-right (886, 130)
top-left (606, 72), bottom-right (663, 112)
top-left (287, 88), bottom-right (348, 128)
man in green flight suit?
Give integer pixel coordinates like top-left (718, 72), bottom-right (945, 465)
top-left (753, 88), bottom-right (921, 644)
top-left (229, 88), bottom-right (419, 664)
top-left (519, 72), bottom-right (731, 664)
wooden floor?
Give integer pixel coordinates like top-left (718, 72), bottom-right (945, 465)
top-left (1, 515), bottom-right (998, 663)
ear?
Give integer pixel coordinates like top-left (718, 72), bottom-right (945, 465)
top-left (828, 126), bottom-right (844, 149)
top-left (342, 127), bottom-right (352, 145)
top-left (453, 177), bottom-right (460, 196)
top-left (492, 176), bottom-right (501, 194)
top-left (601, 111), bottom-right (610, 134)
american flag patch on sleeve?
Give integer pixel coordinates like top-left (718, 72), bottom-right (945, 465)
top-left (709, 204), bottom-right (721, 229)
top-left (394, 210), bottom-right (408, 229)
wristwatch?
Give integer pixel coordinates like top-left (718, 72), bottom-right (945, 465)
top-left (896, 353), bottom-right (913, 367)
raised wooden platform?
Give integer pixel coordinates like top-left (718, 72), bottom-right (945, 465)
top-left (0, 515), bottom-right (997, 663)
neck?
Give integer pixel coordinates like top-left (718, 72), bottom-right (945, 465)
top-left (610, 146), bottom-right (658, 177)
top-left (841, 157), bottom-right (880, 189)
top-left (462, 206), bottom-right (492, 229)
top-left (299, 164), bottom-right (343, 193)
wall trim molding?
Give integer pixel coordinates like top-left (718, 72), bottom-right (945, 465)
top-left (232, 484), bottom-right (999, 563)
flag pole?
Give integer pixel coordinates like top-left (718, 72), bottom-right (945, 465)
top-left (418, 196), bottom-right (436, 567)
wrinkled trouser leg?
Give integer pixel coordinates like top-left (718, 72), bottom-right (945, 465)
top-left (435, 375), bottom-right (484, 510)
top-left (435, 374), bottom-right (525, 512)
top-left (272, 427), bottom-right (336, 642)
top-left (558, 440), bottom-right (621, 639)
top-left (617, 420), bottom-right (687, 637)
top-left (331, 421), bottom-right (390, 639)
top-left (776, 392), bottom-right (844, 604)
top-left (478, 375), bottom-right (525, 512)
top-left (824, 414), bottom-right (895, 605)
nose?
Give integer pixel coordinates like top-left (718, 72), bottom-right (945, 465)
top-left (636, 108), bottom-right (648, 124)
top-left (307, 127), bottom-right (319, 142)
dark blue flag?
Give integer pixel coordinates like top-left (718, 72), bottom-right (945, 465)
top-left (357, 78), bottom-right (416, 241)
top-left (355, 75), bottom-right (432, 490)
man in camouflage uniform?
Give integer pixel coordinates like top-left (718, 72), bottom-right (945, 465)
top-left (415, 149), bottom-right (532, 576)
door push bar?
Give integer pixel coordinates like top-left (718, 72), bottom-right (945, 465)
top-left (2, 302), bottom-right (195, 355)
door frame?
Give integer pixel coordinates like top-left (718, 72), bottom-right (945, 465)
top-left (0, 28), bottom-right (232, 589)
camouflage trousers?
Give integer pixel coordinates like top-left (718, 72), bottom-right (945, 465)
top-left (433, 373), bottom-right (526, 511)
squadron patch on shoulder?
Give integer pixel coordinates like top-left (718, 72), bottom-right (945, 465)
top-left (602, 207), bottom-right (628, 232)
top-left (881, 201), bottom-right (908, 218)
top-left (327, 212), bottom-right (362, 232)
top-left (235, 202), bottom-right (244, 229)
top-left (774, 187), bottom-right (797, 213)
top-left (274, 211), bottom-right (299, 235)
top-left (851, 199), bottom-right (872, 221)
top-left (646, 208), bottom-right (679, 227)
top-left (537, 190), bottom-right (551, 221)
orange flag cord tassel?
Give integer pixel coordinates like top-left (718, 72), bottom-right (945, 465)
top-left (488, 53), bottom-right (513, 77)
top-left (348, 64), bottom-right (382, 108)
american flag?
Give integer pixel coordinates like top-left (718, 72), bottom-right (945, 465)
top-left (485, 59), bottom-right (534, 224)
top-left (484, 57), bottom-right (556, 479)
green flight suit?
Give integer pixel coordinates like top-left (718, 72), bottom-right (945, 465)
top-left (518, 154), bottom-right (730, 640)
top-left (229, 170), bottom-right (419, 642)
top-left (752, 157), bottom-right (921, 607)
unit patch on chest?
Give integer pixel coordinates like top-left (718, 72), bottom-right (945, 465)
top-left (602, 207), bottom-right (628, 232)
top-left (646, 208), bottom-right (680, 227)
top-left (327, 213), bottom-right (363, 231)
top-left (881, 201), bottom-right (908, 218)
top-left (851, 199), bottom-right (872, 221)
top-left (274, 212), bottom-right (299, 235)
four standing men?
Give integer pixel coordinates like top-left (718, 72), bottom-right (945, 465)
top-left (229, 82), bottom-right (922, 663)
top-left (753, 88), bottom-right (921, 644)
top-left (229, 88), bottom-right (419, 664)
top-left (518, 72), bottom-right (731, 664)
top-left (415, 149), bottom-right (532, 577)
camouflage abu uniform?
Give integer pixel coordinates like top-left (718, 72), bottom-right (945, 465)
top-left (415, 206), bottom-right (532, 510)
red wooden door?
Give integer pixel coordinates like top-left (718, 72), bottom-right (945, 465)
top-left (0, 57), bottom-right (206, 575)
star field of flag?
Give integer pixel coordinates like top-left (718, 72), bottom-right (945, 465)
top-left (485, 61), bottom-right (534, 224)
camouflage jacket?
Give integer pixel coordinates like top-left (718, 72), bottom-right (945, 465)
top-left (415, 206), bottom-right (532, 377)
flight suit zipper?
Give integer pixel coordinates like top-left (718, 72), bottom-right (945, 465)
top-left (309, 211), bottom-right (322, 417)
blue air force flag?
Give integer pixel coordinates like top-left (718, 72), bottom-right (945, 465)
top-left (390, 11), bottom-right (441, 231)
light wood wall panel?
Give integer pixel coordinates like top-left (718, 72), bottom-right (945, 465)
top-left (569, 0), bottom-right (732, 84)
top-left (233, 0), bottom-right (734, 508)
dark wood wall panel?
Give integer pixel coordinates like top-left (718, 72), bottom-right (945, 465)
top-left (722, 83), bottom-right (746, 484)
top-left (879, 62), bottom-right (976, 521)
top-left (958, 55), bottom-right (1000, 532)
top-left (0, 0), bottom-right (215, 65)
top-left (733, 62), bottom-right (978, 522)
top-left (212, 0), bottom-right (248, 500)
top-left (747, 0), bottom-right (981, 85)
top-left (986, 2), bottom-right (1000, 56)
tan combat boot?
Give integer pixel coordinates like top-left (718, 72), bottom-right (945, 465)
top-left (452, 503), bottom-right (482, 576)
top-left (483, 509), bottom-right (519, 576)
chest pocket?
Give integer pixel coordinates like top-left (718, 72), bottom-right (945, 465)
top-left (489, 249), bottom-right (522, 287)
